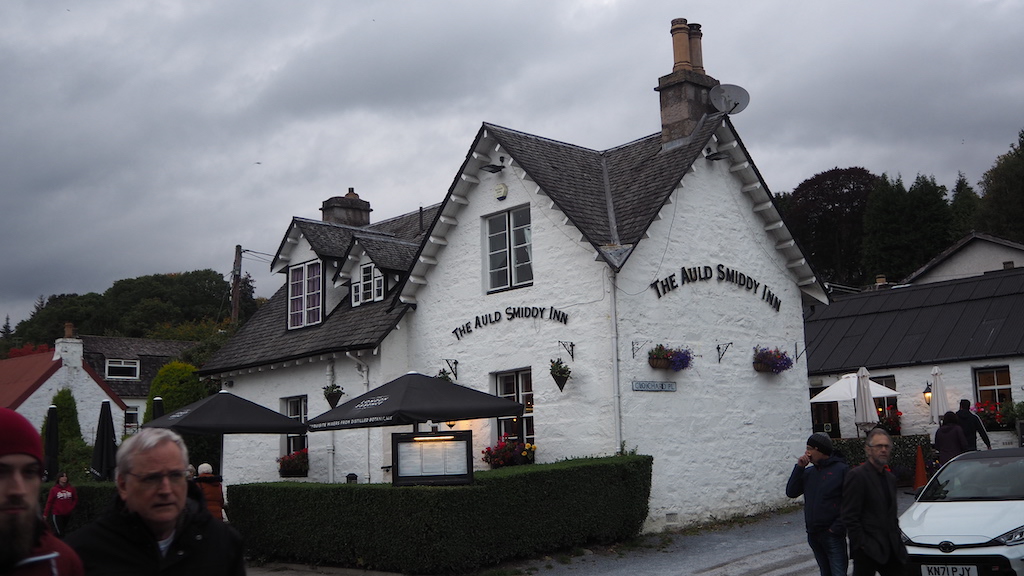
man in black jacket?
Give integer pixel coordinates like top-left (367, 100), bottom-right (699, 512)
top-left (841, 427), bottom-right (907, 576)
top-left (786, 433), bottom-right (849, 576)
top-left (956, 399), bottom-right (992, 451)
top-left (66, 428), bottom-right (245, 575)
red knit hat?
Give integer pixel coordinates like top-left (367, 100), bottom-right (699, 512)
top-left (0, 408), bottom-right (43, 464)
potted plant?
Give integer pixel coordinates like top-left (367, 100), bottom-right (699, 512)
top-left (669, 347), bottom-right (693, 371)
top-left (277, 447), bottom-right (309, 478)
top-left (648, 344), bottom-right (674, 369)
top-left (550, 358), bottom-right (571, 391)
top-left (752, 346), bottom-right (794, 374)
top-left (436, 368), bottom-right (453, 382)
top-left (481, 433), bottom-right (536, 468)
top-left (322, 382), bottom-right (343, 408)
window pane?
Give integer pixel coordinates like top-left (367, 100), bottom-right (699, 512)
top-left (488, 234), bottom-right (507, 253)
top-left (511, 207), bottom-right (530, 228)
top-left (488, 215), bottom-right (507, 234)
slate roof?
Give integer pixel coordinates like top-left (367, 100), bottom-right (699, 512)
top-left (805, 266), bottom-right (1024, 375)
top-left (199, 207), bottom-right (438, 375)
top-left (80, 336), bottom-right (197, 359)
top-left (484, 114), bottom-right (726, 269)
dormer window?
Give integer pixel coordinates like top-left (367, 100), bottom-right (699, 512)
top-left (288, 260), bottom-right (323, 329)
top-left (351, 263), bottom-right (384, 306)
top-left (106, 359), bottom-right (139, 379)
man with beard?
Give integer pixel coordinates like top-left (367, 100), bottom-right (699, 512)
top-left (66, 428), bottom-right (245, 575)
top-left (841, 427), bottom-right (907, 576)
top-left (0, 408), bottom-right (83, 575)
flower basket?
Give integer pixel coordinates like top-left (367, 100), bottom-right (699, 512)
top-left (648, 357), bottom-right (671, 370)
top-left (751, 346), bottom-right (793, 374)
top-left (550, 358), bottom-right (571, 391)
top-left (482, 434), bottom-right (536, 468)
top-left (277, 448), bottom-right (309, 478)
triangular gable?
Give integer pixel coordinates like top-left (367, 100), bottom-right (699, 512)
top-left (902, 232), bottom-right (1024, 284)
top-left (399, 115), bottom-right (828, 306)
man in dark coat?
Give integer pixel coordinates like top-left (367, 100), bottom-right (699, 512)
top-left (955, 399), bottom-right (992, 451)
top-left (786, 433), bottom-right (849, 576)
top-left (841, 427), bottom-right (907, 576)
top-left (66, 428), bottom-right (245, 575)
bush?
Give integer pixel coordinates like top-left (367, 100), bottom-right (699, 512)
top-left (834, 433), bottom-right (932, 486)
top-left (230, 455), bottom-right (653, 574)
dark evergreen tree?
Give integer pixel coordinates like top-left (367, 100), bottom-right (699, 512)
top-left (44, 388), bottom-right (91, 481)
top-left (949, 171), bottom-right (981, 240)
top-left (977, 130), bottom-right (1024, 243)
top-left (774, 167), bottom-right (880, 286)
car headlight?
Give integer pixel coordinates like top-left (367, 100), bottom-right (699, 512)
top-left (996, 525), bottom-right (1024, 546)
top-left (901, 530), bottom-right (911, 544)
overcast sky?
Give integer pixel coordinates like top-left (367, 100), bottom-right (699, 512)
top-left (2, 1), bottom-right (1022, 329)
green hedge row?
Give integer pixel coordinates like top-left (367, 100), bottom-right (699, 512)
top-left (38, 482), bottom-right (119, 533)
top-left (229, 455), bottom-right (653, 574)
top-left (833, 434), bottom-right (933, 486)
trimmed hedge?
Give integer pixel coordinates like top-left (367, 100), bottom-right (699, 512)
top-left (229, 455), bottom-right (653, 574)
top-left (38, 482), bottom-right (119, 534)
top-left (833, 434), bottom-right (933, 485)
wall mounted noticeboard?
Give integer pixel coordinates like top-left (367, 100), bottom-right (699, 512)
top-left (391, 430), bottom-right (474, 486)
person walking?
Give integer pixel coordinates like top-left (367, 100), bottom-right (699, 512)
top-left (955, 399), bottom-right (992, 451)
top-left (66, 428), bottom-right (245, 575)
top-left (786, 433), bottom-right (849, 576)
top-left (841, 427), bottom-right (907, 576)
top-left (0, 408), bottom-right (84, 575)
top-left (194, 463), bottom-right (226, 522)
top-left (934, 411), bottom-right (968, 466)
top-left (44, 471), bottom-right (79, 538)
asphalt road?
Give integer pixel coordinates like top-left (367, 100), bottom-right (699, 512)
top-left (246, 490), bottom-right (918, 576)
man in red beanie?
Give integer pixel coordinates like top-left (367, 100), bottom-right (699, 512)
top-left (0, 407), bottom-right (83, 575)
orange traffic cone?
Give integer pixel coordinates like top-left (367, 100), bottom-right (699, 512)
top-left (914, 444), bottom-right (928, 489)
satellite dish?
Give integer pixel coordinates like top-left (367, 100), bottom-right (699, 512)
top-left (710, 84), bottom-right (750, 115)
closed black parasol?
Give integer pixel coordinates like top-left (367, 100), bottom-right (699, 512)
top-left (143, 390), bottom-right (308, 435)
top-left (43, 405), bottom-right (59, 482)
top-left (90, 400), bottom-right (118, 481)
top-left (307, 372), bottom-right (524, 431)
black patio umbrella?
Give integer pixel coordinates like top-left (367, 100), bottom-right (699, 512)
top-left (90, 400), bottom-right (118, 481)
top-left (43, 405), bottom-right (59, 482)
top-left (307, 372), bottom-right (524, 431)
top-left (143, 390), bottom-right (308, 435)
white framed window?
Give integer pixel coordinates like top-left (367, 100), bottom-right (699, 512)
top-left (106, 359), bottom-right (140, 379)
top-left (283, 395), bottom-right (308, 455)
top-left (351, 263), bottom-right (385, 306)
top-left (124, 407), bottom-right (140, 436)
top-left (975, 366), bottom-right (1013, 404)
top-left (486, 206), bottom-right (532, 292)
top-left (288, 261), bottom-right (322, 329)
top-left (495, 369), bottom-right (534, 445)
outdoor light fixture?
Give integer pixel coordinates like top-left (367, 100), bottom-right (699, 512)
top-left (446, 421), bottom-right (456, 429)
top-left (705, 149), bottom-right (731, 161)
top-left (923, 382), bottom-right (932, 405)
top-left (480, 156), bottom-right (507, 173)
top-left (413, 435), bottom-right (456, 442)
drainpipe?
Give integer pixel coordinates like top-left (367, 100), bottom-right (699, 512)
top-left (609, 268), bottom-right (623, 451)
top-left (346, 351), bottom-right (370, 482)
top-left (325, 359), bottom-right (336, 483)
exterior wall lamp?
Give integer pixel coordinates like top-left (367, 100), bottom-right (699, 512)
top-left (923, 382), bottom-right (932, 405)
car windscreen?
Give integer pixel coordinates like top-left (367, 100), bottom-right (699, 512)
top-left (919, 456), bottom-right (1024, 501)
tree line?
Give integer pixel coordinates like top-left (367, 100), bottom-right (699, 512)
top-left (1, 269), bottom-right (259, 360)
top-left (775, 130), bottom-right (1024, 288)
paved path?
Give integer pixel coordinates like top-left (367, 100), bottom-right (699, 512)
top-left (247, 490), bottom-right (918, 576)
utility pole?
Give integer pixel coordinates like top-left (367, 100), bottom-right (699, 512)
top-left (231, 244), bottom-right (242, 324)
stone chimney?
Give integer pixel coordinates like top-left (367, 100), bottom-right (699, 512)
top-left (656, 18), bottom-right (720, 146)
top-left (321, 188), bottom-right (371, 227)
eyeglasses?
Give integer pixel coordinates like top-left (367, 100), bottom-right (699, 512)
top-left (125, 470), bottom-right (189, 487)
top-left (866, 443), bottom-right (892, 450)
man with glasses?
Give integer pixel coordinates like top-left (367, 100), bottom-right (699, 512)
top-left (841, 427), bottom-right (907, 576)
top-left (67, 428), bottom-right (245, 575)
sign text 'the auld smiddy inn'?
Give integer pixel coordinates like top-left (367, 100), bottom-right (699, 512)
top-left (650, 264), bottom-right (781, 312)
top-left (451, 305), bottom-right (570, 340)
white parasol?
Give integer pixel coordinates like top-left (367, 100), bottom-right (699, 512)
top-left (929, 366), bottom-right (950, 424)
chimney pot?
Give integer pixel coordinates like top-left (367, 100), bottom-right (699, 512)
top-left (657, 18), bottom-right (719, 146)
top-left (1004, 261), bottom-right (1014, 270)
top-left (670, 18), bottom-right (692, 72)
top-left (64, 322), bottom-right (74, 339)
top-left (687, 23), bottom-right (705, 74)
top-left (875, 275), bottom-right (887, 285)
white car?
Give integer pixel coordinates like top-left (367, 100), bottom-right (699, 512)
top-left (899, 447), bottom-right (1024, 576)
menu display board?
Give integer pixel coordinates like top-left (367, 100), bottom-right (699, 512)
top-left (391, 430), bottom-right (474, 486)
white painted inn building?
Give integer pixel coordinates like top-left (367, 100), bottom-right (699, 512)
top-left (200, 19), bottom-right (830, 531)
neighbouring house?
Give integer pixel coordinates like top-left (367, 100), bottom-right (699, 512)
top-left (201, 18), bottom-right (828, 531)
top-left (80, 335), bottom-right (197, 436)
top-left (805, 236), bottom-right (1024, 446)
top-left (0, 323), bottom-right (127, 441)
